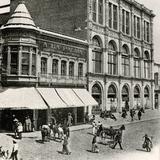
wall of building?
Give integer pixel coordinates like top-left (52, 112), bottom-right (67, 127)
top-left (10, 0), bottom-right (88, 40)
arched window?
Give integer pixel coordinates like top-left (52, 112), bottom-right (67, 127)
top-left (122, 85), bottom-right (129, 101)
top-left (108, 84), bottom-right (117, 98)
top-left (122, 45), bottom-right (130, 76)
top-left (144, 86), bottom-right (149, 98)
top-left (134, 86), bottom-right (140, 98)
top-left (108, 41), bottom-right (117, 75)
top-left (92, 37), bottom-right (102, 73)
top-left (134, 48), bottom-right (141, 78)
top-left (144, 51), bottom-right (150, 79)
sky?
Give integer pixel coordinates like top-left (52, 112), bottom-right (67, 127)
top-left (0, 0), bottom-right (160, 62)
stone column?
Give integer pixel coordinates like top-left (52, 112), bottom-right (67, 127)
top-left (141, 82), bottom-right (144, 108)
top-left (7, 46), bottom-right (11, 74)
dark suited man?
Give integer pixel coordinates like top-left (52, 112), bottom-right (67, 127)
top-left (111, 131), bottom-right (123, 150)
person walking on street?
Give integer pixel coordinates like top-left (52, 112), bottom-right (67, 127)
top-left (91, 134), bottom-right (99, 153)
top-left (111, 131), bottom-right (123, 150)
top-left (67, 113), bottom-right (73, 127)
top-left (10, 140), bottom-right (18, 160)
top-left (92, 121), bottom-right (97, 135)
top-left (137, 110), bottom-right (142, 120)
top-left (17, 122), bottom-right (23, 139)
top-left (142, 134), bottom-right (153, 152)
top-left (61, 134), bottom-right (71, 155)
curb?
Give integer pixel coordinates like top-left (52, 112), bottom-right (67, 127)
top-left (71, 116), bottom-right (160, 132)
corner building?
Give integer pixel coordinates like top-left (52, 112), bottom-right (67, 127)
top-left (2, 0), bottom-right (155, 115)
top-left (0, 2), bottom-right (98, 130)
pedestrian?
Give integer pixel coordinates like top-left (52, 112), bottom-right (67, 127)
top-left (91, 135), bottom-right (99, 153)
top-left (121, 109), bottom-right (127, 118)
top-left (92, 121), bottom-right (97, 135)
top-left (10, 140), bottom-right (18, 160)
top-left (12, 115), bottom-right (18, 137)
top-left (137, 110), bottom-right (142, 120)
top-left (142, 134), bottom-right (153, 152)
top-left (130, 109), bottom-right (135, 121)
top-left (17, 122), bottom-right (23, 139)
top-left (25, 116), bottom-right (31, 132)
top-left (67, 113), bottom-right (73, 127)
top-left (63, 125), bottom-right (70, 139)
top-left (111, 131), bottom-right (123, 150)
top-left (61, 134), bottom-right (71, 155)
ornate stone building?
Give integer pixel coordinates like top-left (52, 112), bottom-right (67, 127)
top-left (0, 0), bottom-right (155, 118)
top-left (0, 2), bottom-right (97, 130)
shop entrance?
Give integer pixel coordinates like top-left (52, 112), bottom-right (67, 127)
top-left (92, 84), bottom-right (102, 114)
top-left (122, 85), bottom-right (129, 111)
top-left (0, 109), bottom-right (33, 131)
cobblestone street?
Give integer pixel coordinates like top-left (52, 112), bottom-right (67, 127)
top-left (0, 110), bottom-right (160, 160)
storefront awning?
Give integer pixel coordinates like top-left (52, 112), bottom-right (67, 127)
top-left (0, 87), bottom-right (48, 110)
top-left (72, 89), bottom-right (98, 106)
top-left (37, 88), bottom-right (67, 109)
top-left (55, 88), bottom-right (85, 107)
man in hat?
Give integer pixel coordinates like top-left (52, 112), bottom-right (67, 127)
top-left (10, 140), bottom-right (18, 160)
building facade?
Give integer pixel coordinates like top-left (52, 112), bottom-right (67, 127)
top-left (0, 0), bottom-right (155, 120)
top-left (0, 2), bottom-right (98, 130)
top-left (154, 63), bottom-right (160, 109)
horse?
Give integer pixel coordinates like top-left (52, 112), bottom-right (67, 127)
top-left (100, 111), bottom-right (117, 121)
top-left (99, 125), bottom-right (125, 140)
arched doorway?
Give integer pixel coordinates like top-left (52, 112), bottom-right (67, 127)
top-left (144, 86), bottom-right (150, 109)
top-left (122, 85), bottom-right (129, 111)
top-left (107, 84), bottom-right (117, 112)
top-left (134, 85), bottom-right (141, 109)
top-left (92, 84), bottom-right (102, 114)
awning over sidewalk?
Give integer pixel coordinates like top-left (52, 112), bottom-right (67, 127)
top-left (0, 87), bottom-right (48, 109)
top-left (55, 88), bottom-right (85, 107)
top-left (72, 89), bottom-right (98, 106)
top-left (37, 88), bottom-right (67, 109)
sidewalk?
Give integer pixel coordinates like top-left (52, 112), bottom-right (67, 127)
top-left (70, 109), bottom-right (160, 131)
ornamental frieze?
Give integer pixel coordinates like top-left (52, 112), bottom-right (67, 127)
top-left (41, 42), bottom-right (87, 59)
top-left (108, 31), bottom-right (119, 39)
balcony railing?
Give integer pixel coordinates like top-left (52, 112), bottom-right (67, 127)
top-left (38, 73), bottom-right (87, 86)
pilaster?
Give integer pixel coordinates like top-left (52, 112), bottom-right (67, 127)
top-left (7, 46), bottom-right (11, 74)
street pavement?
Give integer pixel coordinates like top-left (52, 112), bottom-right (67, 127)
top-left (0, 109), bottom-right (159, 160)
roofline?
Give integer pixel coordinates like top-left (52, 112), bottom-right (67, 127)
top-left (38, 28), bottom-right (88, 45)
top-left (123, 0), bottom-right (155, 17)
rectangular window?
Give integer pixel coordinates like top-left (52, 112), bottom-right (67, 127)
top-left (134, 16), bottom-right (136, 37)
top-left (10, 46), bottom-right (18, 74)
top-left (146, 22), bottom-right (150, 42)
top-left (98, 0), bottom-right (103, 24)
top-left (69, 62), bottom-right (74, 77)
top-left (52, 59), bottom-right (58, 75)
top-left (21, 52), bottom-right (29, 75)
top-left (93, 51), bottom-right (102, 73)
top-left (109, 3), bottom-right (112, 28)
top-left (144, 61), bottom-right (150, 79)
top-left (113, 5), bottom-right (118, 30)
top-left (137, 17), bottom-right (140, 38)
top-left (78, 63), bottom-right (83, 77)
top-left (10, 52), bottom-right (18, 74)
top-left (92, 0), bottom-right (97, 22)
top-left (41, 57), bottom-right (47, 74)
top-left (122, 56), bottom-right (129, 76)
top-left (122, 9), bottom-right (125, 33)
top-left (61, 60), bottom-right (67, 76)
top-left (126, 11), bottom-right (130, 34)
top-left (108, 52), bottom-right (117, 75)
top-left (32, 54), bottom-right (36, 76)
top-left (134, 59), bottom-right (140, 78)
